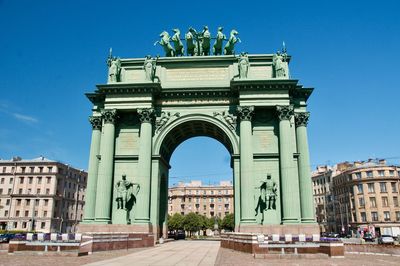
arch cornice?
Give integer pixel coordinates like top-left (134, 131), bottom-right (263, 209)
top-left (153, 113), bottom-right (240, 160)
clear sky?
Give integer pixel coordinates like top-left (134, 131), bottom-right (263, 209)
top-left (1, 0), bottom-right (399, 185)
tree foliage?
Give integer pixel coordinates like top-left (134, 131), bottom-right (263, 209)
top-left (221, 213), bottom-right (235, 231)
top-left (183, 212), bottom-right (202, 236)
top-left (167, 213), bottom-right (184, 231)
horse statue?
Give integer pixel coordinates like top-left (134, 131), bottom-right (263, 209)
top-left (154, 31), bottom-right (175, 57)
top-left (213, 27), bottom-right (226, 55)
top-left (201, 26), bottom-right (211, 56)
top-left (171, 29), bottom-right (184, 56)
top-left (224, 29), bottom-right (241, 55)
top-left (185, 28), bottom-right (198, 56)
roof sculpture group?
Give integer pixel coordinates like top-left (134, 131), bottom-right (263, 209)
top-left (106, 27), bottom-right (290, 83)
top-left (154, 26), bottom-right (240, 57)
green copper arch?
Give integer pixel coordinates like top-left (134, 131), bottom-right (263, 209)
top-left (153, 114), bottom-right (239, 161)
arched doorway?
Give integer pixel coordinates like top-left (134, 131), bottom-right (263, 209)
top-left (152, 115), bottom-right (239, 238)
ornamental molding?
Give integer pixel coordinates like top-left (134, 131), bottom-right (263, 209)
top-left (276, 105), bottom-right (294, 121)
top-left (237, 106), bottom-right (254, 121)
top-left (295, 112), bottom-right (310, 127)
top-left (213, 111), bottom-right (237, 131)
top-left (138, 108), bottom-right (155, 123)
top-left (155, 111), bottom-right (180, 133)
top-left (101, 109), bottom-right (118, 124)
top-left (89, 116), bottom-right (102, 130)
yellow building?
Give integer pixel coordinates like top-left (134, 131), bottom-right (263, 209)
top-left (168, 180), bottom-right (234, 219)
top-left (0, 157), bottom-right (87, 233)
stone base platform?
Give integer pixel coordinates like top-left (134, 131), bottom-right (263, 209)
top-left (77, 224), bottom-right (155, 255)
top-left (237, 223), bottom-right (320, 235)
top-left (221, 232), bottom-right (344, 258)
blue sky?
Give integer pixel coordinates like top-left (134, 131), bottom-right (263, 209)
top-left (0, 0), bottom-right (399, 185)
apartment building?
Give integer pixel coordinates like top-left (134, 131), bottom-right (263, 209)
top-left (0, 156), bottom-right (87, 233)
top-left (168, 180), bottom-right (234, 219)
top-left (312, 159), bottom-right (400, 237)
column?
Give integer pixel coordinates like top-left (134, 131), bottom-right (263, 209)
top-left (277, 105), bottom-right (299, 223)
top-left (82, 116), bottom-right (102, 223)
top-left (94, 109), bottom-right (118, 223)
top-left (295, 112), bottom-right (316, 223)
top-left (237, 106), bottom-right (256, 223)
top-left (135, 108), bottom-right (154, 223)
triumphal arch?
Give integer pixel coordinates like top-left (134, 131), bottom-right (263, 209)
top-left (78, 27), bottom-right (318, 251)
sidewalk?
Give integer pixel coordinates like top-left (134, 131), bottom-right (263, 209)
top-left (85, 240), bottom-right (220, 266)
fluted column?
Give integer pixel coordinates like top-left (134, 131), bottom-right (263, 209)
top-left (295, 112), bottom-right (315, 223)
top-left (237, 106), bottom-right (256, 223)
top-left (94, 109), bottom-right (118, 223)
top-left (135, 108), bottom-right (154, 223)
top-left (82, 116), bottom-right (102, 223)
top-left (277, 105), bottom-right (300, 223)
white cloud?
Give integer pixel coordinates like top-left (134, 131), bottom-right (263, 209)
top-left (13, 113), bottom-right (38, 124)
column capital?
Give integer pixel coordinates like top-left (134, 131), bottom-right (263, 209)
top-left (295, 112), bottom-right (310, 127)
top-left (89, 116), bottom-right (102, 130)
top-left (276, 105), bottom-right (294, 121)
top-left (138, 108), bottom-right (155, 123)
top-left (237, 106), bottom-right (254, 121)
top-left (101, 109), bottom-right (118, 124)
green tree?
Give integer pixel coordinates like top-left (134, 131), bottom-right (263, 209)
top-left (183, 212), bottom-right (202, 237)
top-left (167, 213), bottom-right (184, 231)
top-left (221, 213), bottom-right (234, 231)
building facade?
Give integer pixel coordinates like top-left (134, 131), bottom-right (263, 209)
top-left (168, 181), bottom-right (234, 219)
top-left (312, 159), bottom-right (400, 237)
top-left (311, 165), bottom-right (332, 232)
top-left (0, 157), bottom-right (87, 233)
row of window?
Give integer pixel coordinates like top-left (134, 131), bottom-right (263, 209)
top-left (360, 211), bottom-right (400, 222)
top-left (358, 196), bottom-right (399, 207)
top-left (353, 170), bottom-right (399, 180)
top-left (175, 211), bottom-right (230, 217)
top-left (357, 182), bottom-right (398, 194)
top-left (1, 166), bottom-right (54, 174)
top-left (10, 221), bottom-right (47, 230)
top-left (179, 189), bottom-right (231, 196)
top-left (176, 197), bottom-right (230, 203)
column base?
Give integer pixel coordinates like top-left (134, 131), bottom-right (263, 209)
top-left (282, 218), bottom-right (301, 224)
top-left (81, 218), bottom-right (95, 224)
top-left (301, 218), bottom-right (317, 223)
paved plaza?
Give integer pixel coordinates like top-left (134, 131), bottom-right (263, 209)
top-left (2, 240), bottom-right (400, 266)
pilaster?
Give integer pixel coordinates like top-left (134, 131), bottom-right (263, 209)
top-left (237, 106), bottom-right (256, 224)
top-left (135, 108), bottom-right (155, 223)
top-left (82, 115), bottom-right (102, 223)
top-left (277, 105), bottom-right (300, 223)
top-left (94, 109), bottom-right (118, 224)
top-left (295, 112), bottom-right (316, 223)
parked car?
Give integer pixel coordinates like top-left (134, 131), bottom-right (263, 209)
top-left (363, 233), bottom-right (375, 242)
top-left (0, 233), bottom-right (15, 243)
top-left (175, 230), bottom-right (185, 240)
top-left (378, 235), bottom-right (394, 244)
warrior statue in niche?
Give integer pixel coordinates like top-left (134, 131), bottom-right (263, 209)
top-left (115, 174), bottom-right (140, 210)
top-left (143, 55), bottom-right (157, 81)
top-left (255, 174), bottom-right (277, 223)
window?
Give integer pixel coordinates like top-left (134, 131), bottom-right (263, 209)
top-left (196, 190), bottom-right (199, 195)
top-left (6, 199), bottom-right (10, 205)
top-left (391, 182), bottom-right (398, 193)
top-left (46, 177), bottom-right (51, 184)
top-left (4, 210), bottom-right (8, 216)
top-left (17, 199), bottom-right (21, 206)
top-left (371, 212), bottom-right (378, 221)
top-left (19, 177), bottom-right (24, 184)
top-left (8, 188), bottom-right (11, 194)
top-left (382, 197), bottom-right (389, 207)
top-left (211, 190), bottom-right (214, 195)
top-left (25, 210), bottom-right (29, 217)
top-left (369, 197), bottom-right (376, 208)
top-left (16, 210), bottom-right (20, 217)
top-left (35, 199), bottom-right (39, 206)
top-left (28, 177), bottom-right (33, 184)
top-left (46, 189), bottom-right (50, 195)
top-left (22, 222), bottom-right (26, 228)
top-left (27, 189), bottom-right (31, 194)
top-left (367, 183), bottom-right (375, 193)
top-left (218, 190), bottom-right (221, 195)
top-left (394, 197), bottom-right (398, 207)
top-left (37, 189), bottom-right (41, 194)
top-left (9, 178), bottom-right (13, 184)
top-left (203, 205), bottom-right (206, 210)
top-left (396, 211), bottom-right (400, 221)
top-left (359, 197), bottom-right (365, 207)
top-left (218, 198), bottom-right (222, 202)
top-left (210, 198), bottom-right (214, 203)
top-left (41, 222), bottom-right (46, 229)
top-left (21, 167), bottom-right (26, 173)
top-left (0, 189), bottom-right (2, 194)
top-left (366, 171), bottom-right (373, 178)
top-left (26, 199), bottom-right (30, 205)
top-left (0, 178), bottom-right (4, 184)
top-left (43, 211), bottom-right (47, 217)
top-left (37, 177), bottom-right (42, 184)
top-left (30, 167), bottom-right (34, 173)
top-left (357, 184), bottom-right (363, 194)
top-left (18, 188), bottom-right (23, 194)
top-left (361, 212), bottom-right (366, 222)
top-left (389, 170), bottom-right (394, 176)
top-left (384, 211), bottom-right (390, 221)
top-left (188, 198), bottom-right (191, 203)
top-left (378, 170), bottom-right (384, 177)
top-left (380, 182), bottom-right (387, 193)
top-left (2, 167), bottom-right (5, 173)
top-left (44, 199), bottom-right (49, 206)
top-left (39, 167), bottom-right (43, 173)
top-left (48, 167), bottom-right (53, 173)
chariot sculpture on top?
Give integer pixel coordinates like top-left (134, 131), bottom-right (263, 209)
top-left (154, 26), bottom-right (241, 57)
